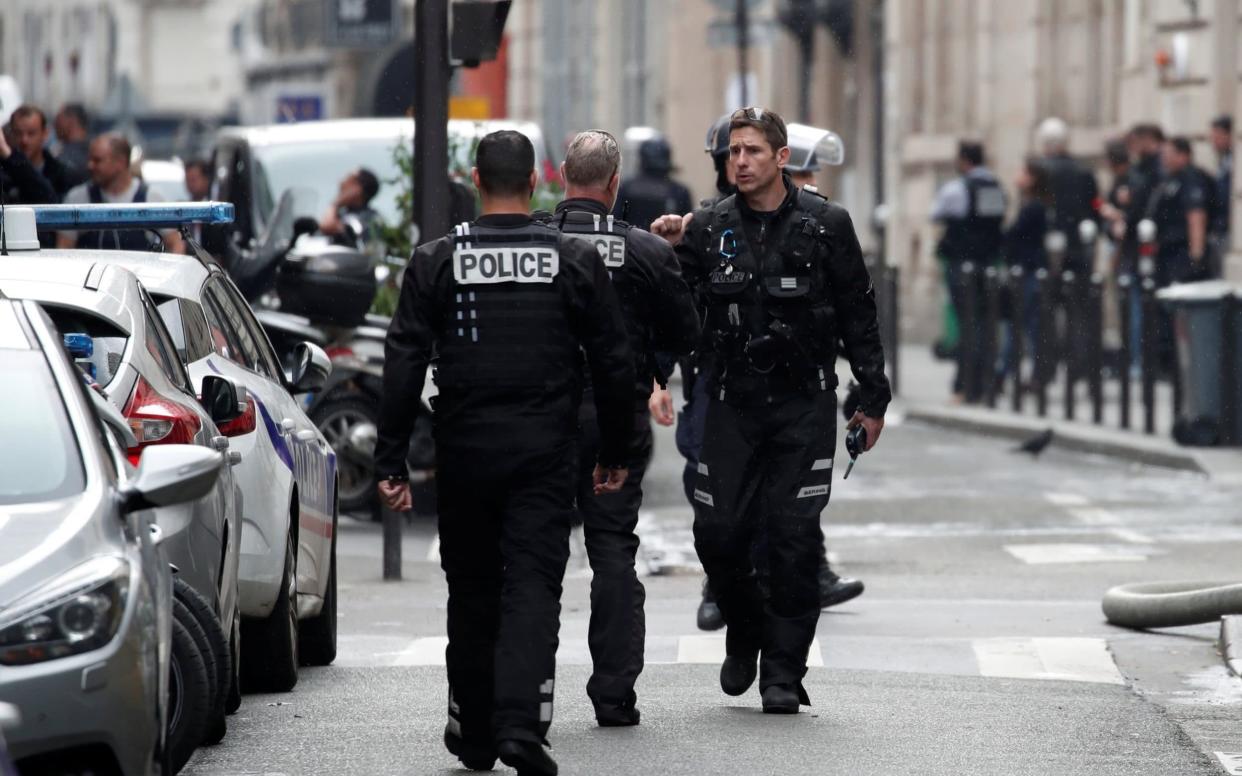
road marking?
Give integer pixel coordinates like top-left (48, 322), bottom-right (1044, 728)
top-left (391, 636), bottom-right (448, 666)
top-left (1069, 507), bottom-right (1122, 526)
top-left (1046, 492), bottom-right (1089, 507)
top-left (972, 637), bottom-right (1124, 684)
top-left (677, 635), bottom-right (823, 668)
top-left (1216, 752), bottom-right (1242, 775)
top-left (1110, 528), bottom-right (1155, 544)
top-left (426, 535), bottom-right (441, 562)
top-left (1003, 543), bottom-right (1151, 564)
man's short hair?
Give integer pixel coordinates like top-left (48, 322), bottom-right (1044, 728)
top-left (1133, 122), bottom-right (1165, 143)
top-left (475, 130), bottom-right (535, 197)
top-left (11, 104), bottom-right (47, 129)
top-left (729, 107), bottom-right (788, 153)
top-left (562, 130), bottom-right (621, 189)
top-left (355, 167), bottom-right (380, 203)
top-left (1212, 114), bottom-right (1233, 134)
top-left (958, 140), bottom-right (985, 167)
top-left (60, 103), bottom-right (89, 130)
top-left (95, 132), bottom-right (131, 163)
top-left (185, 158), bottom-right (211, 178)
top-left (1105, 139), bottom-right (1129, 167)
top-left (1169, 136), bottom-right (1193, 158)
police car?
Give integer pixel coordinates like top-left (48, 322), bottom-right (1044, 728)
top-left (17, 203), bottom-right (339, 694)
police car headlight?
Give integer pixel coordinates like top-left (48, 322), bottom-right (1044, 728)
top-left (0, 557), bottom-right (130, 666)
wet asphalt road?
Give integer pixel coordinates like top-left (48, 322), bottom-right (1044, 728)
top-left (184, 415), bottom-right (1242, 775)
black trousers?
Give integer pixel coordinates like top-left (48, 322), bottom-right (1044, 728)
top-left (437, 440), bottom-right (574, 745)
top-left (691, 391), bottom-right (836, 692)
top-left (575, 405), bottom-right (652, 708)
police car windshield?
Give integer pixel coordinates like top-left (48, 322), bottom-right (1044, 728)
top-left (0, 351), bottom-right (86, 505)
top-left (252, 139), bottom-right (403, 227)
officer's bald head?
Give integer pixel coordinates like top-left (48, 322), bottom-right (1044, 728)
top-left (474, 130), bottom-right (536, 199)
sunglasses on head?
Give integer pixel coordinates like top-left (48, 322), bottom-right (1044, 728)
top-left (732, 107), bottom-right (768, 123)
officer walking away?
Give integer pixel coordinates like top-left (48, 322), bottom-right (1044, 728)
top-left (613, 136), bottom-right (693, 231)
top-left (652, 108), bottom-right (891, 714)
top-left (1037, 117), bottom-right (1100, 274)
top-left (930, 140), bottom-right (1007, 404)
top-left (56, 133), bottom-right (184, 253)
top-left (550, 130), bottom-right (699, 727)
top-left (375, 130), bottom-right (635, 776)
top-left (9, 105), bottom-right (87, 199)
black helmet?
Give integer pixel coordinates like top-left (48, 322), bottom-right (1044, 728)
top-left (705, 113), bottom-right (732, 158)
top-left (639, 138), bottom-right (673, 174)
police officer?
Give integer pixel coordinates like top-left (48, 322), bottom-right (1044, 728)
top-left (1148, 137), bottom-right (1209, 286)
top-left (930, 141), bottom-right (1006, 403)
top-left (652, 108), bottom-right (890, 714)
top-left (613, 136), bottom-right (694, 231)
top-left (376, 130), bottom-right (635, 776)
top-left (546, 130), bottom-right (699, 727)
top-left (1037, 117), bottom-right (1100, 274)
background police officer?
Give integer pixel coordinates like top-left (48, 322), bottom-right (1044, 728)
top-left (612, 136), bottom-right (694, 231)
top-left (930, 141), bottom-right (1007, 403)
top-left (376, 130), bottom-right (635, 776)
top-left (652, 108), bottom-right (891, 714)
top-left (549, 129), bottom-right (699, 728)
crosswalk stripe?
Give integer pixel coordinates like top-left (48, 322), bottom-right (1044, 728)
top-left (392, 636), bottom-right (448, 666)
top-left (1045, 492), bottom-right (1089, 507)
top-left (972, 637), bottom-right (1124, 685)
top-left (1003, 543), bottom-right (1151, 564)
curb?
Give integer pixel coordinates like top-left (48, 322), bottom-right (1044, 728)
top-left (902, 402), bottom-right (1208, 475)
top-left (1223, 616), bottom-right (1242, 679)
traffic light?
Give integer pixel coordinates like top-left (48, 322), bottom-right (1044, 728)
top-left (450, 0), bottom-right (512, 67)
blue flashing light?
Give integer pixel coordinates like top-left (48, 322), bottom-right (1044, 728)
top-left (30, 202), bottom-right (235, 230)
top-left (63, 333), bottom-right (94, 359)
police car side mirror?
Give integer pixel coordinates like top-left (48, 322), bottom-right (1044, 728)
top-left (200, 375), bottom-right (245, 424)
top-left (289, 341), bottom-right (332, 394)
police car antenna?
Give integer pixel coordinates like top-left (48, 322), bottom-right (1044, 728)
top-left (0, 171), bottom-right (8, 256)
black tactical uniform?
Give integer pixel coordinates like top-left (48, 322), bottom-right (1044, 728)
top-left (1147, 166), bottom-right (1208, 286)
top-left (613, 139), bottom-right (694, 233)
top-left (1044, 153), bottom-right (1100, 273)
top-left (376, 214), bottom-right (634, 753)
top-left (677, 176), bottom-right (890, 706)
top-left (546, 198), bottom-right (699, 724)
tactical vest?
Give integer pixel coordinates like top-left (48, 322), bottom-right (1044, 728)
top-left (550, 209), bottom-right (655, 392)
top-left (434, 221), bottom-right (579, 396)
top-left (937, 175), bottom-right (1005, 265)
top-left (78, 183), bottom-right (159, 252)
top-left (697, 190), bottom-right (838, 398)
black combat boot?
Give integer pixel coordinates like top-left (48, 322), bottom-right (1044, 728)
top-left (818, 565), bottom-right (865, 609)
top-left (594, 691), bottom-right (641, 727)
top-left (761, 684), bottom-right (804, 714)
top-left (696, 578), bottom-right (724, 631)
top-left (497, 739), bottom-right (558, 776)
top-left (444, 729), bottom-right (497, 771)
top-left (720, 649), bottom-right (759, 696)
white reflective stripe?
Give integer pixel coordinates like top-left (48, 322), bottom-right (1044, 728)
top-left (797, 485), bottom-right (830, 498)
top-left (697, 462), bottom-right (709, 476)
top-left (811, 458), bottom-right (833, 471)
top-left (539, 679), bottom-right (554, 695)
top-left (693, 489), bottom-right (714, 506)
top-left (606, 214), bottom-right (615, 232)
top-left (539, 701), bottom-right (553, 722)
top-left (592, 213), bottom-right (601, 231)
top-left (781, 277), bottom-right (797, 289)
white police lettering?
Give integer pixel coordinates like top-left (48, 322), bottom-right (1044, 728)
top-left (453, 246), bottom-right (560, 284)
top-left (796, 484), bottom-right (830, 498)
top-left (566, 233), bottom-right (626, 268)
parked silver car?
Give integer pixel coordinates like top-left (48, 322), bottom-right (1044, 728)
top-left (0, 295), bottom-right (223, 775)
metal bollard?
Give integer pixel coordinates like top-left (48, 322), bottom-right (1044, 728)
top-left (1221, 292), bottom-right (1240, 446)
top-left (1117, 273), bottom-right (1133, 430)
top-left (982, 266), bottom-right (1001, 408)
top-left (1140, 277), bottom-right (1158, 435)
top-left (383, 505), bottom-right (403, 580)
top-left (1010, 265), bottom-right (1025, 413)
top-left (1088, 273), bottom-right (1105, 425)
top-left (960, 262), bottom-right (980, 402)
top-left (1062, 270), bottom-right (1078, 421)
top-left (1035, 268), bottom-right (1052, 418)
top-left (887, 264), bottom-right (901, 396)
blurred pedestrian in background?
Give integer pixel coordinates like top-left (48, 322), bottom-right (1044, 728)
top-left (184, 159), bottom-right (212, 201)
top-left (1002, 157), bottom-right (1051, 385)
top-left (9, 105), bottom-right (86, 199)
top-left (0, 122), bottom-right (57, 207)
top-left (931, 140), bottom-right (1006, 404)
top-left (613, 137), bottom-right (693, 231)
top-left (1037, 117), bottom-right (1100, 275)
top-left (53, 103), bottom-right (91, 174)
top-left (319, 167), bottom-right (380, 245)
top-left (1209, 115), bottom-right (1232, 275)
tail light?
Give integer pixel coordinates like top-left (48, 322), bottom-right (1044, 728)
top-left (325, 346), bottom-right (354, 360)
top-left (122, 376), bottom-right (202, 466)
top-left (216, 397), bottom-right (257, 438)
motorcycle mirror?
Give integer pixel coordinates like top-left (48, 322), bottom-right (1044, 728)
top-left (292, 216), bottom-right (319, 243)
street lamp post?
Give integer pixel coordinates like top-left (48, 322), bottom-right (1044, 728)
top-left (413, 0), bottom-right (453, 248)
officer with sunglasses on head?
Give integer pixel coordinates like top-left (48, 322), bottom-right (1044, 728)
top-left (652, 107), bottom-right (890, 714)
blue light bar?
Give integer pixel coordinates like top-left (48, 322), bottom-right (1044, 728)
top-left (63, 333), bottom-right (94, 359)
top-left (29, 202), bottom-right (235, 230)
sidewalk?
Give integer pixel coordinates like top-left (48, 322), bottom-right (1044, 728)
top-left (891, 343), bottom-right (1242, 483)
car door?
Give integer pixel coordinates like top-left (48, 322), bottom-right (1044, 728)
top-left (202, 274), bottom-right (335, 601)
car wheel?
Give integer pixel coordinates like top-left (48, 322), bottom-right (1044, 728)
top-left (174, 579), bottom-right (231, 746)
top-left (225, 606), bottom-right (242, 714)
top-left (240, 532), bottom-right (299, 692)
top-left (299, 508), bottom-right (337, 666)
top-left (311, 396), bottom-right (378, 515)
top-left (168, 616), bottom-right (212, 774)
